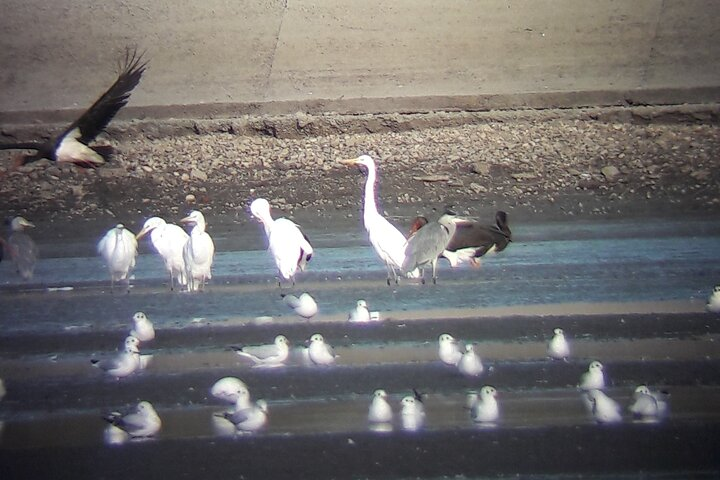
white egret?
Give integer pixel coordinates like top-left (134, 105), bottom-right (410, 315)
top-left (250, 198), bottom-right (313, 285)
top-left (438, 333), bottom-right (463, 366)
top-left (348, 299), bottom-right (371, 323)
top-left (219, 399), bottom-right (269, 432)
top-left (547, 327), bottom-right (570, 360)
top-left (7, 216), bottom-right (39, 280)
top-left (338, 155), bottom-right (418, 285)
top-left (707, 285), bottom-right (720, 313)
top-left (232, 335), bottom-right (290, 367)
top-left (368, 389), bottom-right (393, 424)
top-left (180, 210), bottom-right (215, 292)
top-left (91, 336), bottom-right (141, 378)
top-left (578, 360), bottom-right (605, 391)
top-left (282, 292), bottom-right (318, 319)
top-left (409, 211), bottom-right (512, 268)
top-left (585, 389), bottom-right (622, 424)
top-left (307, 333), bottom-right (336, 365)
top-left (403, 213), bottom-right (460, 284)
top-left (0, 48), bottom-right (146, 169)
top-left (130, 312), bottom-right (155, 342)
top-left (457, 344), bottom-right (484, 377)
top-left (469, 385), bottom-right (500, 424)
top-left (136, 216), bottom-right (189, 290)
top-left (103, 401), bottom-right (162, 438)
top-left (97, 224), bottom-right (138, 291)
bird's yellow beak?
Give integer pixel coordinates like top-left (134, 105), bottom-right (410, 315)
top-left (179, 215), bottom-right (193, 224)
top-left (19, 218), bottom-right (35, 228)
top-left (135, 227), bottom-right (150, 240)
top-left (338, 158), bottom-right (360, 166)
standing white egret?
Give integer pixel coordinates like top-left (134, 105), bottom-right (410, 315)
top-left (97, 224), bottom-right (138, 291)
top-left (180, 210), bottom-right (215, 292)
top-left (402, 213), bottom-right (460, 284)
top-left (250, 198), bottom-right (313, 286)
top-left (7, 216), bottom-right (39, 280)
top-left (136, 216), bottom-right (189, 290)
top-left (338, 155), bottom-right (418, 285)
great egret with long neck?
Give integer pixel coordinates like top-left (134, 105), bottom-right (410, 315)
top-left (180, 210), bottom-right (215, 292)
top-left (136, 216), bottom-right (189, 290)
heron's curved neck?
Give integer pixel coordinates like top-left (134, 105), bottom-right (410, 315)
top-left (363, 164), bottom-right (380, 226)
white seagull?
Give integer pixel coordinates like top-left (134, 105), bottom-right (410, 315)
top-left (220, 399), bottom-right (269, 433)
top-left (130, 311), bottom-right (155, 342)
top-left (211, 377), bottom-right (249, 404)
top-left (578, 361), bottom-right (605, 391)
top-left (91, 336), bottom-right (141, 378)
top-left (282, 292), bottom-right (318, 319)
top-left (438, 333), bottom-right (463, 366)
top-left (7, 216), bottom-right (39, 280)
top-left (97, 224), bottom-right (138, 291)
top-left (585, 389), bottom-right (622, 424)
top-left (307, 333), bottom-right (337, 366)
top-left (338, 154), bottom-right (418, 284)
top-left (250, 198), bottom-right (313, 285)
top-left (180, 210), bottom-right (215, 292)
top-left (707, 285), bottom-right (720, 313)
top-left (547, 328), bottom-right (570, 360)
top-left (469, 385), bottom-right (500, 424)
top-left (348, 299), bottom-right (371, 323)
top-left (368, 389), bottom-right (393, 424)
top-left (629, 385), bottom-right (669, 421)
top-left (136, 216), bottom-right (189, 290)
top-left (233, 335), bottom-right (290, 367)
top-left (457, 344), bottom-right (484, 377)
top-left (400, 395), bottom-right (426, 431)
top-left (103, 400), bottom-right (162, 438)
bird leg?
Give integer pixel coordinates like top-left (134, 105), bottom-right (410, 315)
top-left (432, 258), bottom-right (438, 285)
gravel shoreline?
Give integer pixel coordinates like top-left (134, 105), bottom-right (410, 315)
top-left (1, 105), bottom-right (719, 244)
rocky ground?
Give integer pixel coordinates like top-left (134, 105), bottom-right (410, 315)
top-left (1, 105), bottom-right (719, 245)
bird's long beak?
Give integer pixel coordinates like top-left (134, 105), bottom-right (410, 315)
top-left (338, 158), bottom-right (360, 166)
top-left (179, 215), bottom-right (192, 224)
top-left (135, 227), bottom-right (150, 240)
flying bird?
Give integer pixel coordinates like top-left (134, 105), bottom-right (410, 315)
top-left (97, 224), bottom-right (138, 291)
top-left (402, 213), bottom-right (460, 284)
top-left (438, 333), bottom-right (463, 366)
top-left (232, 335), bottom-right (290, 367)
top-left (103, 400), bottom-right (162, 438)
top-left (6, 216), bottom-right (39, 280)
top-left (368, 389), bottom-right (393, 424)
top-left (250, 198), bottom-right (313, 286)
top-left (338, 155), bottom-right (418, 284)
top-left (180, 210), bottom-right (215, 292)
top-left (578, 361), bottom-right (605, 391)
top-left (136, 216), bottom-right (189, 290)
top-left (0, 48), bottom-right (147, 169)
top-left (468, 385), bottom-right (500, 424)
top-left (130, 312), bottom-right (155, 342)
top-left (409, 211), bottom-right (511, 268)
top-left (282, 292), bottom-right (318, 319)
top-left (547, 328), bottom-right (570, 360)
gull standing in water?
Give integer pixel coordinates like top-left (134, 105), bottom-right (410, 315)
top-left (130, 312), bottom-right (155, 342)
top-left (438, 333), bottom-right (463, 366)
top-left (180, 210), bottom-right (215, 292)
top-left (348, 299), bottom-right (371, 323)
top-left (400, 394), bottom-right (426, 431)
top-left (6, 216), bottom-right (38, 280)
top-left (578, 361), bottom-right (606, 391)
top-left (232, 335), bottom-right (290, 367)
top-left (136, 216), bottom-right (189, 290)
top-left (103, 401), bottom-right (162, 439)
top-left (629, 385), bottom-right (669, 421)
top-left (402, 213), bottom-right (460, 284)
top-left (97, 224), bottom-right (138, 292)
top-left (338, 155), bottom-right (418, 284)
top-left (457, 344), bottom-right (484, 377)
top-left (468, 385), bottom-right (500, 425)
top-left (250, 198), bottom-right (313, 286)
top-left (368, 389), bottom-right (393, 425)
top-left (547, 328), bottom-right (570, 361)
top-left (306, 333), bottom-right (337, 366)
top-left (584, 389), bottom-right (622, 424)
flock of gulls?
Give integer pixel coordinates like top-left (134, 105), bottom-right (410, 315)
top-left (0, 48), bottom-right (718, 444)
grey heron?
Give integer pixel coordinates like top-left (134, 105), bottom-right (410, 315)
top-left (402, 213), bottom-right (460, 284)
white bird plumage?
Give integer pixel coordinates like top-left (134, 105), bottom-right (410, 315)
top-left (130, 311), bottom-right (155, 342)
top-left (339, 155), bottom-right (418, 285)
top-left (250, 198), bottom-right (313, 285)
top-left (438, 333), bottom-right (463, 366)
top-left (7, 216), bottom-right (38, 280)
top-left (104, 400), bottom-right (162, 438)
top-left (282, 292), bottom-right (318, 319)
top-left (548, 327), bottom-right (570, 360)
top-left (233, 335), bottom-right (290, 367)
top-left (97, 224), bottom-right (138, 290)
top-left (457, 344), bottom-right (484, 377)
top-left (707, 285), bottom-right (720, 313)
top-left (220, 399), bottom-right (269, 432)
top-left (368, 389), bottom-right (393, 424)
top-left (211, 377), bottom-right (249, 405)
top-left (136, 216), bottom-right (189, 290)
top-left (578, 360), bottom-right (605, 391)
top-left (348, 299), bottom-right (371, 322)
top-left (180, 210), bottom-right (215, 292)
top-left (307, 333), bottom-right (336, 365)
top-left (400, 395), bottom-right (425, 431)
top-left (629, 384), bottom-right (669, 421)
top-left (92, 335), bottom-right (141, 378)
top-left (584, 389), bottom-right (622, 424)
top-left (468, 385), bottom-right (500, 424)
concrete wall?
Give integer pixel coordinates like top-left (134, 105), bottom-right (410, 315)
top-left (0, 0), bottom-right (719, 118)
